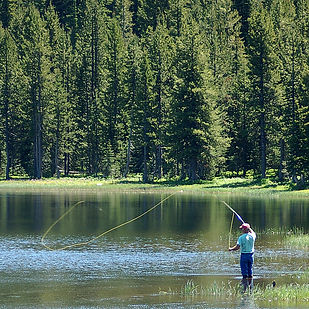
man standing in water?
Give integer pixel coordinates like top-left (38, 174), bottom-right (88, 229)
top-left (229, 223), bottom-right (256, 292)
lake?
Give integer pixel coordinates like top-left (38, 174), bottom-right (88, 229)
top-left (0, 189), bottom-right (308, 308)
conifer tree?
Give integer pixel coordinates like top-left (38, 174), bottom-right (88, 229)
top-left (168, 13), bottom-right (227, 180)
top-left (102, 16), bottom-right (128, 176)
top-left (247, 1), bottom-right (280, 178)
top-left (105, 0), bottom-right (133, 38)
top-left (134, 0), bottom-right (170, 36)
top-left (232, 0), bottom-right (251, 41)
top-left (167, 0), bottom-right (185, 37)
top-left (0, 0), bottom-right (16, 28)
top-left (297, 73), bottom-right (309, 180)
top-left (0, 27), bottom-right (28, 178)
top-left (268, 0), bottom-right (299, 180)
top-left (145, 22), bottom-right (173, 178)
top-left (10, 4), bottom-right (53, 179)
top-left (123, 35), bottom-right (140, 177)
top-left (288, 0), bottom-right (309, 180)
top-left (134, 46), bottom-right (155, 182)
top-left (198, 0), bottom-right (252, 176)
top-left (44, 4), bottom-right (74, 178)
top-left (72, 0), bottom-right (107, 175)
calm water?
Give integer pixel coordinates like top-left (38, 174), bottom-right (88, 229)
top-left (0, 189), bottom-right (308, 308)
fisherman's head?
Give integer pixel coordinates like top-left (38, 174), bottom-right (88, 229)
top-left (240, 223), bottom-right (250, 233)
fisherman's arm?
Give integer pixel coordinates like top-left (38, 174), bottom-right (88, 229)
top-left (248, 227), bottom-right (256, 239)
top-left (229, 244), bottom-right (240, 251)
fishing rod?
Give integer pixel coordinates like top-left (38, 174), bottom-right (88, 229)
top-left (221, 200), bottom-right (245, 224)
top-left (217, 199), bottom-right (245, 248)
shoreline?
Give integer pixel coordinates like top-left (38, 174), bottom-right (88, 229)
top-left (0, 177), bottom-right (308, 196)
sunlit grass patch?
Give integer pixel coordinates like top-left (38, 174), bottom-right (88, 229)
top-left (254, 283), bottom-right (309, 305)
top-left (258, 226), bottom-right (305, 236)
top-left (285, 232), bottom-right (309, 250)
top-left (162, 280), bottom-right (309, 306)
top-left (203, 281), bottom-right (241, 297)
top-left (160, 280), bottom-right (242, 298)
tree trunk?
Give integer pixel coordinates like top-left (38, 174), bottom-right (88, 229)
top-left (260, 112), bottom-right (266, 179)
top-left (156, 145), bottom-right (162, 179)
top-left (4, 41), bottom-right (10, 180)
top-left (278, 138), bottom-right (285, 182)
top-left (33, 53), bottom-right (43, 179)
top-left (259, 50), bottom-right (266, 179)
top-left (124, 127), bottom-right (132, 178)
top-left (64, 153), bottom-right (70, 176)
top-left (55, 110), bottom-right (60, 179)
top-left (156, 53), bottom-right (163, 179)
top-left (91, 12), bottom-right (99, 176)
top-left (189, 159), bottom-right (198, 181)
top-left (143, 144), bottom-right (148, 183)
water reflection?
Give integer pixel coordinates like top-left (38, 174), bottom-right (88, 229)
top-left (0, 190), bottom-right (308, 308)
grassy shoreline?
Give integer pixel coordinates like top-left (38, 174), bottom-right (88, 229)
top-left (160, 279), bottom-right (309, 306)
top-left (0, 176), bottom-right (308, 196)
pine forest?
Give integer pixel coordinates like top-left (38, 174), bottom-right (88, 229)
top-left (0, 0), bottom-right (309, 183)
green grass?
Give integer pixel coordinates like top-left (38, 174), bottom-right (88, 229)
top-left (0, 176), bottom-right (308, 196)
top-left (254, 283), bottom-right (309, 305)
top-left (160, 280), bottom-right (241, 297)
top-left (162, 280), bottom-right (309, 306)
top-left (285, 233), bottom-right (309, 250)
top-left (181, 280), bottom-right (200, 296)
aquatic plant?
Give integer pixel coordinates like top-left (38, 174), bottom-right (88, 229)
top-left (181, 280), bottom-right (200, 296)
top-left (167, 280), bottom-right (309, 306)
top-left (285, 232), bottom-right (309, 250)
top-left (298, 270), bottom-right (309, 280)
top-left (177, 280), bottom-right (242, 298)
top-left (204, 281), bottom-right (241, 297)
top-left (254, 283), bottom-right (309, 305)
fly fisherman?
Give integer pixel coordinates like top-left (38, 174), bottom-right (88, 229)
top-left (229, 223), bottom-right (256, 292)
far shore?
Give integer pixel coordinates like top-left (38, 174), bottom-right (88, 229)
top-left (0, 176), bottom-right (309, 196)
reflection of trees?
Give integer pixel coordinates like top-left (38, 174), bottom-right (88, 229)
top-left (0, 192), bottom-right (308, 238)
top-left (229, 196), bottom-right (309, 232)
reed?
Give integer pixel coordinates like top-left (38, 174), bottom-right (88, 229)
top-left (164, 280), bottom-right (309, 306)
top-left (203, 281), bottom-right (240, 297)
top-left (163, 280), bottom-right (242, 298)
top-left (181, 280), bottom-right (200, 296)
top-left (285, 233), bottom-right (309, 250)
top-left (254, 283), bottom-right (309, 304)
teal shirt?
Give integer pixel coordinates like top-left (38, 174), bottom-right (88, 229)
top-left (237, 231), bottom-right (256, 253)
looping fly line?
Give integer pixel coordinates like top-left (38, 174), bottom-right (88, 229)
top-left (41, 192), bottom-right (177, 251)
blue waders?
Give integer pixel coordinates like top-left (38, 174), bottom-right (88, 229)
top-left (240, 253), bottom-right (254, 292)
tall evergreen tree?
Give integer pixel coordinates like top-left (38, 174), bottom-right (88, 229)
top-left (134, 46), bottom-right (155, 182)
top-left (134, 0), bottom-right (170, 36)
top-left (145, 22), bottom-right (173, 178)
top-left (101, 16), bottom-right (129, 176)
top-left (193, 0), bottom-right (246, 176)
top-left (72, 0), bottom-right (107, 175)
top-left (123, 35), bottom-right (139, 177)
top-left (44, 4), bottom-right (73, 178)
top-left (105, 0), bottom-right (133, 38)
top-left (166, 0), bottom-right (185, 37)
top-left (232, 0), bottom-right (251, 41)
top-left (0, 27), bottom-right (28, 178)
top-left (247, 1), bottom-right (280, 178)
top-left (168, 14), bottom-right (227, 180)
top-left (10, 4), bottom-right (53, 178)
top-left (288, 0), bottom-right (309, 180)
